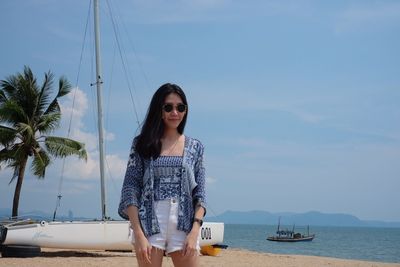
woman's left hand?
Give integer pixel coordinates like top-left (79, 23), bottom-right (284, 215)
top-left (182, 230), bottom-right (199, 257)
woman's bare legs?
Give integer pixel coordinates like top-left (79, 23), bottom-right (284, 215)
top-left (169, 250), bottom-right (199, 267)
top-left (136, 247), bottom-right (164, 267)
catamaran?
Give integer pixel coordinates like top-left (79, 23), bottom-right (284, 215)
top-left (0, 0), bottom-right (224, 257)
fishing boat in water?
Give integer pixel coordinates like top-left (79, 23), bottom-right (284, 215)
top-left (267, 218), bottom-right (315, 242)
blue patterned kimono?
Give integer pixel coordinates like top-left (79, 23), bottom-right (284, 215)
top-left (118, 136), bottom-right (206, 237)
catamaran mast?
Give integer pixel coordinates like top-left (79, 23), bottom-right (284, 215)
top-left (93, 0), bottom-right (107, 221)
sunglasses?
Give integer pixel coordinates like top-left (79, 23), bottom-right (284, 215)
top-left (163, 103), bottom-right (187, 113)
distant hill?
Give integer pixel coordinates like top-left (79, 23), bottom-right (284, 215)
top-left (2, 208), bottom-right (399, 227)
top-left (206, 210), bottom-right (400, 228)
top-left (0, 208), bottom-right (92, 221)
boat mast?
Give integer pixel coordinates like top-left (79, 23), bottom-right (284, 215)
top-left (93, 0), bottom-right (107, 221)
top-left (278, 217), bottom-right (280, 231)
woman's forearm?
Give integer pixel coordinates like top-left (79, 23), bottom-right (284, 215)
top-left (190, 206), bottom-right (205, 234)
top-left (194, 206), bottom-right (205, 219)
top-left (126, 205), bottom-right (145, 237)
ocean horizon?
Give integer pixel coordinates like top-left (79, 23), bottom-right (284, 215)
top-left (223, 224), bottom-right (400, 264)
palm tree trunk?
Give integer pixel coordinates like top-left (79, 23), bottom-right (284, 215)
top-left (12, 155), bottom-right (28, 218)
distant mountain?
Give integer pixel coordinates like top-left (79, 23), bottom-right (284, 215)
top-left (206, 210), bottom-right (400, 228)
top-left (0, 208), bottom-right (92, 221)
top-left (2, 208), bottom-right (399, 228)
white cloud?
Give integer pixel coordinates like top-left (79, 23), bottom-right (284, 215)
top-left (60, 87), bottom-right (88, 129)
top-left (61, 147), bottom-right (126, 182)
top-left (105, 132), bottom-right (115, 141)
top-left (58, 88), bottom-right (126, 181)
top-left (63, 154), bottom-right (97, 180)
top-left (206, 176), bottom-right (217, 185)
top-left (105, 154), bottom-right (126, 179)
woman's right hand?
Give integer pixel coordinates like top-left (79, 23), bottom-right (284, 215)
top-left (126, 206), bottom-right (151, 264)
top-left (134, 231), bottom-right (152, 264)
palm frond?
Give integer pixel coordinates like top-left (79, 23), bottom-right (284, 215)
top-left (43, 98), bottom-right (60, 116)
top-left (22, 66), bottom-right (38, 97)
top-left (13, 66), bottom-right (39, 119)
top-left (0, 125), bottom-right (17, 146)
top-left (31, 147), bottom-right (50, 178)
top-left (0, 146), bottom-right (21, 185)
top-left (0, 76), bottom-right (19, 99)
top-left (57, 76), bottom-right (72, 98)
top-left (23, 66), bottom-right (35, 82)
top-left (9, 166), bottom-right (19, 185)
top-left (4, 143), bottom-right (30, 185)
top-left (45, 136), bottom-right (87, 160)
top-left (43, 76), bottom-right (71, 116)
top-left (35, 71), bottom-right (54, 117)
top-left (0, 147), bottom-right (17, 175)
top-left (1, 67), bottom-right (39, 120)
top-left (36, 112), bottom-right (61, 134)
top-left (16, 122), bottom-right (34, 144)
top-left (6, 153), bottom-right (26, 185)
top-left (0, 100), bottom-right (29, 125)
top-left (11, 143), bottom-right (28, 162)
top-left (0, 90), bottom-right (7, 105)
top-left (0, 147), bottom-right (15, 164)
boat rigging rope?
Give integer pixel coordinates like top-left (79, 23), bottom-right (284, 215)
top-left (110, 0), bottom-right (152, 94)
top-left (53, 0), bottom-right (145, 220)
top-left (52, 0), bottom-right (93, 221)
top-left (105, 0), bottom-right (141, 126)
top-left (54, 0), bottom-right (196, 221)
top-left (102, 0), bottom-right (149, 198)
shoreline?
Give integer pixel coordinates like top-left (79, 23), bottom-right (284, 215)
top-left (1, 248), bottom-right (399, 267)
top-left (226, 245), bottom-right (398, 265)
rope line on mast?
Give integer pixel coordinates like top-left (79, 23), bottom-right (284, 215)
top-left (105, 45), bottom-right (116, 133)
top-left (112, 0), bottom-right (152, 94)
top-left (53, 0), bottom-right (93, 221)
top-left (105, 0), bottom-right (141, 126)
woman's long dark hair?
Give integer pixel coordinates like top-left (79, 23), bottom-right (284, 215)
top-left (136, 83), bottom-right (188, 159)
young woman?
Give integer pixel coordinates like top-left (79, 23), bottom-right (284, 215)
top-left (119, 83), bottom-right (206, 267)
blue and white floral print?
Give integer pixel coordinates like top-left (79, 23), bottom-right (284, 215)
top-left (118, 136), bottom-right (206, 237)
top-left (153, 156), bottom-right (182, 201)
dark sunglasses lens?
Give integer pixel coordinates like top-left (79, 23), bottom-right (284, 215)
top-left (177, 104), bottom-right (186, 112)
top-left (163, 104), bottom-right (173, 112)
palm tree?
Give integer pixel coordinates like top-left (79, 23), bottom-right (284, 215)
top-left (0, 66), bottom-right (87, 217)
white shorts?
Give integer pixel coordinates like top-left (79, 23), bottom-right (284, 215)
top-left (132, 198), bottom-right (200, 255)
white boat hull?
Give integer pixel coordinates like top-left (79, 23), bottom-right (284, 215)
top-left (1, 220), bottom-right (224, 251)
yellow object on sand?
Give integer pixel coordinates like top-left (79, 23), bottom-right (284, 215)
top-left (200, 245), bottom-right (222, 256)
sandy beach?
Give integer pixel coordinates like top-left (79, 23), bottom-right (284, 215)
top-left (1, 248), bottom-right (399, 267)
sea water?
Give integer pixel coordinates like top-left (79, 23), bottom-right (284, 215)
top-left (223, 224), bottom-right (400, 263)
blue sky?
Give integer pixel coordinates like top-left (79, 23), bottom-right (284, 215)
top-left (1, 0), bottom-right (399, 222)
